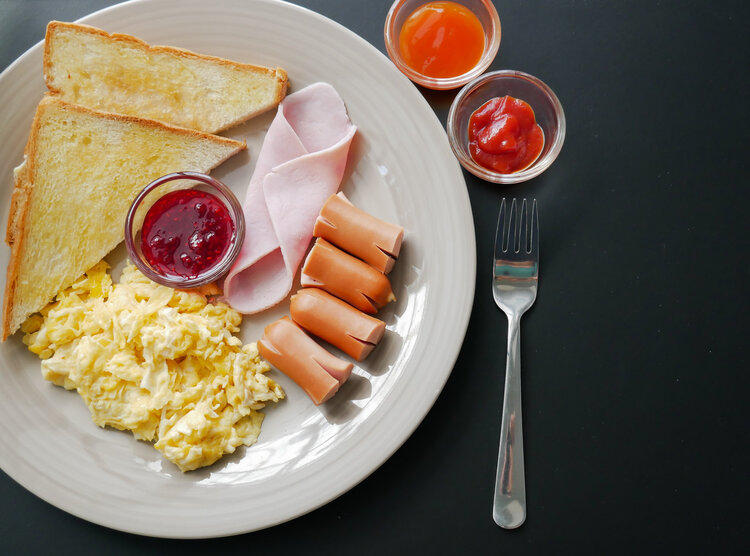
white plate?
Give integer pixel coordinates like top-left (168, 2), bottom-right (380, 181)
top-left (0, 0), bottom-right (475, 538)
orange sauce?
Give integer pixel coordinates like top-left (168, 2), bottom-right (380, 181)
top-left (398, 1), bottom-right (485, 78)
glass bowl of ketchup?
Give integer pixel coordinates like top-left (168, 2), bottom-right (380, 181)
top-left (124, 172), bottom-right (245, 288)
top-left (447, 70), bottom-right (566, 184)
top-left (384, 0), bottom-right (501, 90)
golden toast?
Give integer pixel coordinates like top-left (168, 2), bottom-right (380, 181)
top-left (2, 96), bottom-right (246, 340)
top-left (44, 21), bottom-right (288, 133)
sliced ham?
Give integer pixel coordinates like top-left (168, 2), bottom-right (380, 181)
top-left (290, 288), bottom-right (386, 361)
top-left (258, 317), bottom-right (352, 405)
top-left (313, 192), bottom-right (404, 274)
top-left (223, 82), bottom-right (356, 314)
top-left (301, 238), bottom-right (395, 314)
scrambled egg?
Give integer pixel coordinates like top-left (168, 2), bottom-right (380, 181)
top-left (21, 261), bottom-right (284, 471)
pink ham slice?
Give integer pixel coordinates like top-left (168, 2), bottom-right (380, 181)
top-left (223, 82), bottom-right (356, 313)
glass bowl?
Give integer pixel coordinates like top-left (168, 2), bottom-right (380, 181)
top-left (124, 171), bottom-right (245, 288)
top-left (384, 0), bottom-right (501, 90)
top-left (447, 70), bottom-right (566, 184)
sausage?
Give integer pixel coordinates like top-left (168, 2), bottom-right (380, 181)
top-left (290, 288), bottom-right (386, 361)
top-left (301, 238), bottom-right (395, 314)
top-left (313, 192), bottom-right (404, 274)
top-left (258, 317), bottom-right (352, 405)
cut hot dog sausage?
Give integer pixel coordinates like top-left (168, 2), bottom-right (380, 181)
top-left (301, 238), bottom-right (395, 314)
top-left (258, 317), bottom-right (352, 405)
top-left (313, 192), bottom-right (404, 274)
top-left (290, 288), bottom-right (386, 361)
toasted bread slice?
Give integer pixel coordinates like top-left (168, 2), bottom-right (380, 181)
top-left (44, 21), bottom-right (288, 134)
top-left (2, 96), bottom-right (246, 340)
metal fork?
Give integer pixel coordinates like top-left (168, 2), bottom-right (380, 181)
top-left (492, 198), bottom-right (539, 529)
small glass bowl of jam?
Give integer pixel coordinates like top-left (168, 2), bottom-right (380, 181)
top-left (384, 0), bottom-right (501, 90)
top-left (124, 172), bottom-right (245, 288)
top-left (447, 70), bottom-right (566, 184)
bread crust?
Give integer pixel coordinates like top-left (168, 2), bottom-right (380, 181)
top-left (44, 21), bottom-right (288, 132)
top-left (2, 102), bottom-right (44, 341)
top-left (6, 161), bottom-right (28, 247)
top-left (1, 96), bottom-right (246, 340)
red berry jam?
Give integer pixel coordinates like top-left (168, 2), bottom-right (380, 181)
top-left (141, 189), bottom-right (234, 279)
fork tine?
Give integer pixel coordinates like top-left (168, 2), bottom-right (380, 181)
top-left (518, 199), bottom-right (529, 253)
top-left (494, 198), bottom-right (507, 257)
top-left (508, 198), bottom-right (519, 252)
top-left (530, 199), bottom-right (539, 257)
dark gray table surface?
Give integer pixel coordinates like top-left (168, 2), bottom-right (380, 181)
top-left (1, 1), bottom-right (748, 554)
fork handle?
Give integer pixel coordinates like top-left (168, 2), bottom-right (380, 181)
top-left (493, 313), bottom-right (526, 528)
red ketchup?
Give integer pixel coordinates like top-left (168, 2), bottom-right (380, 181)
top-left (468, 96), bottom-right (544, 174)
top-left (141, 189), bottom-right (234, 279)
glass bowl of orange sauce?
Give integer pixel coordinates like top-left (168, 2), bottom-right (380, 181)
top-left (447, 70), bottom-right (566, 184)
top-left (384, 0), bottom-right (501, 90)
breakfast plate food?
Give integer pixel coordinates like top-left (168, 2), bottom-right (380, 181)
top-left (0, 0), bottom-right (475, 538)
